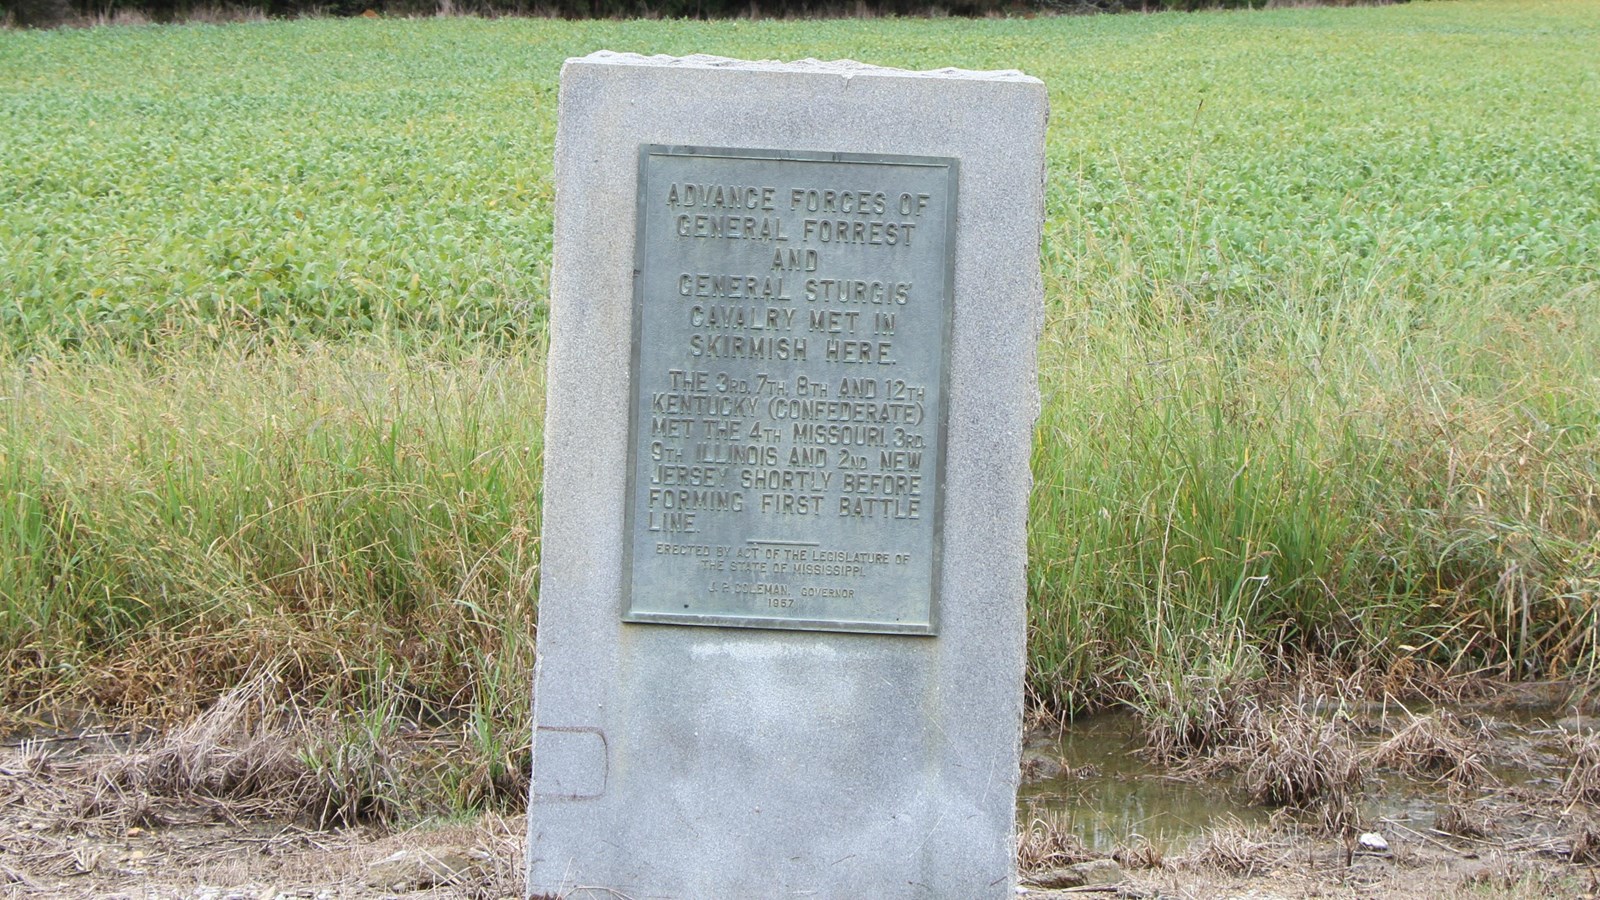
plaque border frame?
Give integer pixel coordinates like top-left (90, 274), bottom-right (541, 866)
top-left (620, 144), bottom-right (958, 636)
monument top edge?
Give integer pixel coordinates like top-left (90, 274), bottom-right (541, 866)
top-left (564, 50), bottom-right (1042, 84)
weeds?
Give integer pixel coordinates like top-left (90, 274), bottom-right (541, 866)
top-left (1111, 835), bottom-right (1163, 870)
top-left (0, 671), bottom-right (527, 841)
top-left (1237, 703), bottom-right (1361, 832)
top-left (1180, 819), bottom-right (1284, 876)
top-left (1368, 711), bottom-right (1492, 788)
top-left (299, 715), bottom-right (403, 828)
top-left (1436, 802), bottom-right (1494, 839)
top-left (1126, 629), bottom-right (1264, 763)
top-left (94, 671), bottom-right (312, 819)
top-left (1016, 811), bottom-right (1096, 875)
top-left (76, 669), bottom-right (412, 827)
top-left (0, 339), bottom-right (540, 797)
top-left (1138, 683), bottom-right (1364, 833)
top-left (1569, 819), bottom-right (1600, 864)
top-left (1561, 732), bottom-right (1600, 807)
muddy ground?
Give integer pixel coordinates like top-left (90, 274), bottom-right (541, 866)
top-left (2, 811), bottom-right (1598, 900)
top-left (6, 682), bottom-right (1600, 899)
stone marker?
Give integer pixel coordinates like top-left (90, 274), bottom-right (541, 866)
top-left (528, 52), bottom-right (1047, 899)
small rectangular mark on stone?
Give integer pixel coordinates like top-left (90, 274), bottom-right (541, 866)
top-left (532, 726), bottom-right (608, 801)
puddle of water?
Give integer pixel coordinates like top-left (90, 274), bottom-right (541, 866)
top-left (1018, 710), bottom-right (1270, 853)
top-left (1018, 699), bottom-right (1578, 855)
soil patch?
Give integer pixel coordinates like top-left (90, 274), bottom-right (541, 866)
top-left (6, 682), bottom-right (1600, 898)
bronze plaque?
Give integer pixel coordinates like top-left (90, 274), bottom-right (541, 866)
top-left (622, 145), bottom-right (957, 635)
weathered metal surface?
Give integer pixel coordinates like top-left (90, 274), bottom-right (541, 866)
top-left (622, 145), bottom-right (957, 635)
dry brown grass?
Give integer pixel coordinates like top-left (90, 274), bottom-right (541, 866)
top-left (1561, 731), bottom-right (1600, 807)
top-left (0, 669), bottom-right (456, 845)
top-left (1170, 696), bottom-right (1364, 834)
top-left (1237, 703), bottom-right (1362, 833)
top-left (92, 674), bottom-right (312, 817)
top-left (1568, 819), bottom-right (1600, 864)
top-left (1369, 710), bottom-right (1492, 788)
top-left (1436, 802), bottom-right (1495, 839)
top-left (75, 670), bottom-right (415, 829)
top-left (458, 814), bottom-right (527, 900)
top-left (0, 683), bottom-right (534, 894)
top-left (1178, 819), bottom-right (1286, 876)
top-left (0, 780), bottom-right (528, 899)
top-left (1016, 810), bottom-right (1097, 875)
top-left (1111, 834), bottom-right (1164, 870)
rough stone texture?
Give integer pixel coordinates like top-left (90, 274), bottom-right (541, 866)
top-left (528, 53), bottom-right (1047, 900)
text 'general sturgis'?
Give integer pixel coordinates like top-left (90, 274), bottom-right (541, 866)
top-left (624, 147), bottom-right (956, 634)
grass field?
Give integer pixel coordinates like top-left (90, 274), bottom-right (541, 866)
top-left (2, 0), bottom-right (1598, 813)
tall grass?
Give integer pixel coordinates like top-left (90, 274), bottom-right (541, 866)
top-left (0, 336), bottom-right (543, 736)
top-left (1028, 266), bottom-right (1600, 710)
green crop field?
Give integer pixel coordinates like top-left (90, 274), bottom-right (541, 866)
top-left (2, 0), bottom-right (1598, 812)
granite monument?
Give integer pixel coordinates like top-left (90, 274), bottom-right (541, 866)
top-left (528, 52), bottom-right (1047, 899)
